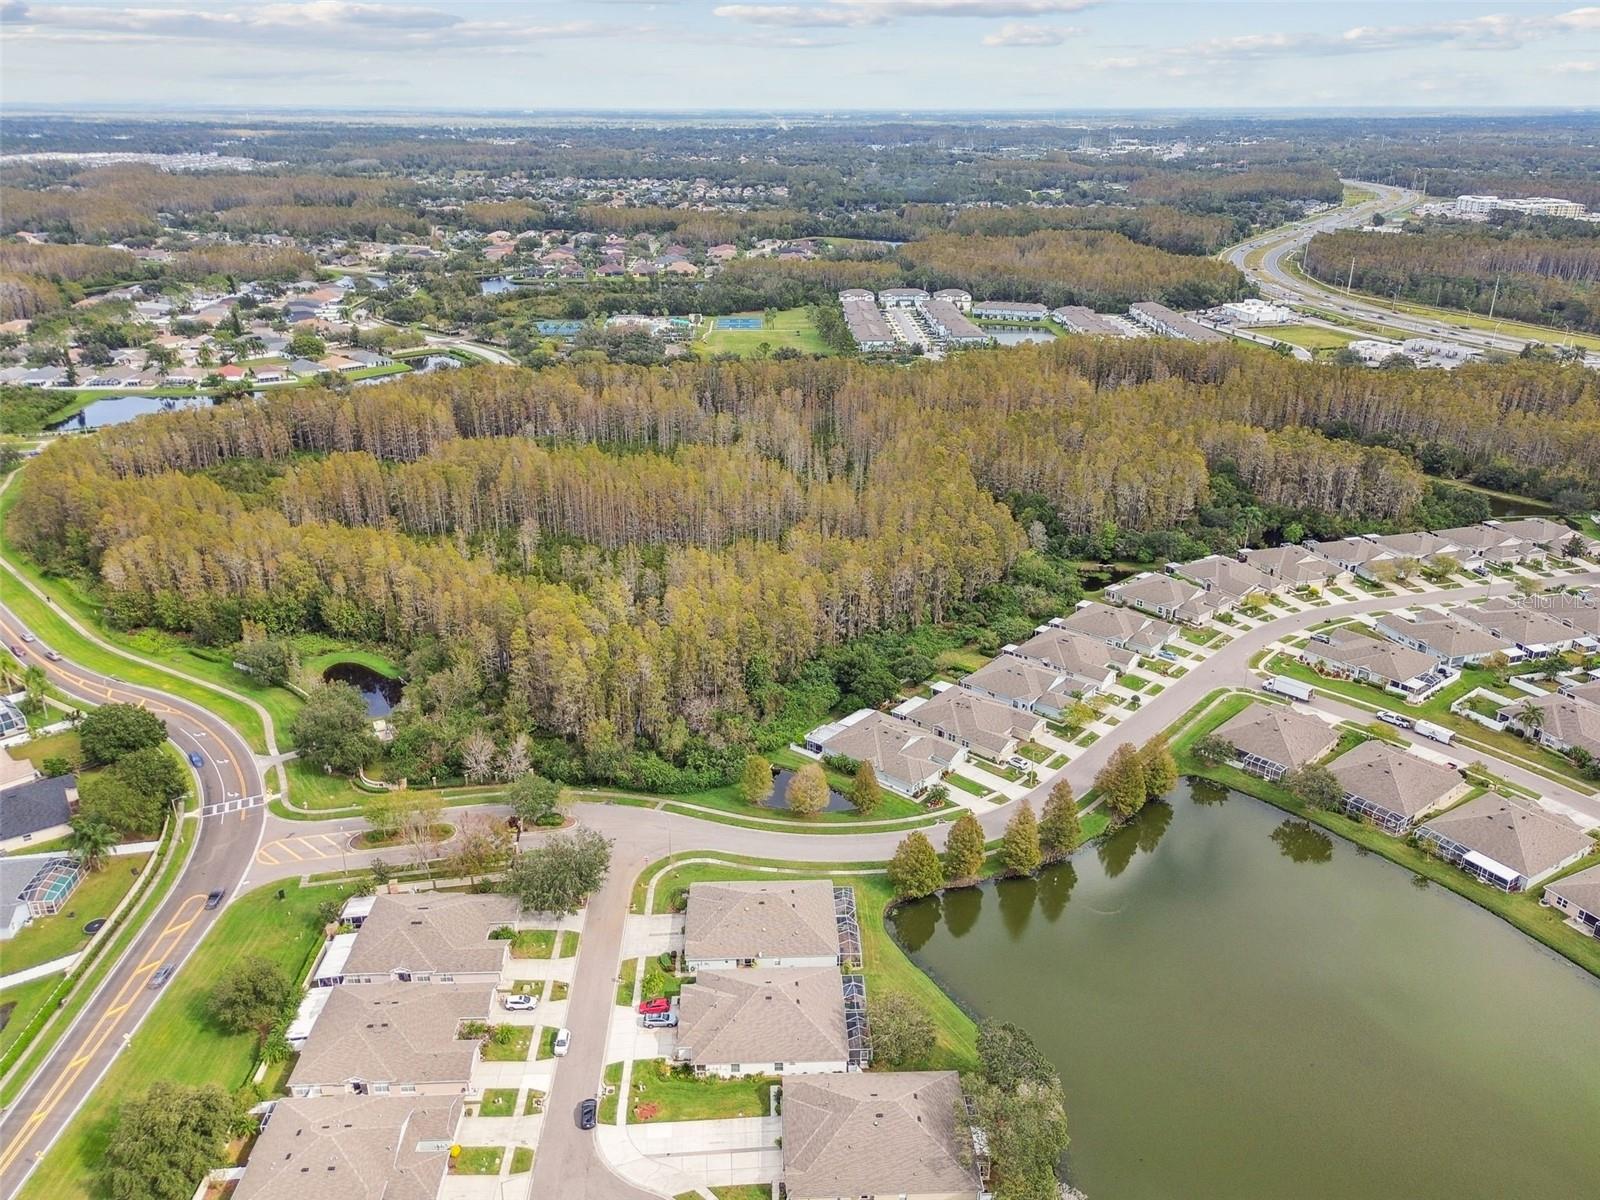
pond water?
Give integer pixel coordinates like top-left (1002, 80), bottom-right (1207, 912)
top-left (322, 661), bottom-right (404, 717)
top-left (1074, 561), bottom-right (1143, 590)
top-left (480, 276), bottom-right (518, 295)
top-left (889, 782), bottom-right (1600, 1200)
top-left (48, 394), bottom-right (214, 431)
top-left (987, 327), bottom-right (1057, 346)
top-left (764, 767), bottom-right (853, 813)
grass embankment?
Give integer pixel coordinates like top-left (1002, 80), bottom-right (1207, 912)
top-left (17, 878), bottom-right (351, 1200)
top-left (1170, 693), bottom-right (1600, 981)
top-left (697, 308), bottom-right (830, 357)
top-left (1262, 324), bottom-right (1358, 357)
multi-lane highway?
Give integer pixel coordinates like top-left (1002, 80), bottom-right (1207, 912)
top-left (0, 601), bottom-right (268, 1198)
top-left (1225, 179), bottom-right (1584, 357)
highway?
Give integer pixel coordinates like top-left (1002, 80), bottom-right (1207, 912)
top-left (0, 602), bottom-right (268, 1198)
top-left (4, 565), bottom-right (1599, 1199)
top-left (1224, 179), bottom-right (1580, 357)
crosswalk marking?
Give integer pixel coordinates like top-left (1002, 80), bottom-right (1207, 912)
top-left (200, 794), bottom-right (266, 818)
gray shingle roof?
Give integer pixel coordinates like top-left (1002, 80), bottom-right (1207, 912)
top-left (1543, 862), bottom-right (1600, 916)
top-left (904, 687), bottom-right (1040, 759)
top-left (677, 968), bottom-right (847, 1068)
top-left (781, 1071), bottom-right (979, 1200)
top-left (1215, 703), bottom-right (1339, 772)
top-left (684, 881), bottom-right (839, 963)
top-left (341, 893), bottom-right (516, 979)
top-left (234, 1094), bottom-right (460, 1200)
top-left (1329, 740), bottom-right (1462, 821)
top-left (0, 774), bottom-right (76, 842)
top-left (288, 981), bottom-right (492, 1090)
top-left (1421, 793), bottom-right (1593, 879)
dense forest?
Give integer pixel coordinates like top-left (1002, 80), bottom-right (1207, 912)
top-left (1303, 221), bottom-right (1600, 333)
top-left (13, 340), bottom-right (1596, 786)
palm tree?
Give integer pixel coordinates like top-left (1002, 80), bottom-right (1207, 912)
top-left (1517, 699), bottom-right (1545, 738)
top-left (67, 819), bottom-right (117, 873)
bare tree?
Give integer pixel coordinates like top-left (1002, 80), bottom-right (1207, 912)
top-left (461, 730), bottom-right (497, 785)
top-left (497, 733), bottom-right (532, 782)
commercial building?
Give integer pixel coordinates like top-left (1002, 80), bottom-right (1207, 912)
top-left (338, 893), bottom-right (518, 986)
top-left (899, 683), bottom-right (1044, 762)
top-left (675, 967), bottom-right (849, 1077)
top-left (287, 981), bottom-right (493, 1098)
top-left (1213, 702), bottom-right (1340, 781)
top-left (1455, 194), bottom-right (1586, 220)
top-left (1220, 299), bottom-right (1295, 325)
top-left (1543, 863), bottom-right (1600, 938)
top-left (1329, 740), bottom-right (1470, 834)
top-left (234, 1094), bottom-right (461, 1200)
top-left (683, 880), bottom-right (843, 971)
top-left (1127, 301), bottom-right (1226, 343)
top-left (781, 1071), bottom-right (982, 1200)
top-left (803, 709), bottom-right (964, 797)
top-left (1418, 793), bottom-right (1593, 891)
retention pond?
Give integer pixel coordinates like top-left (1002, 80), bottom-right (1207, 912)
top-left (889, 781), bottom-right (1600, 1200)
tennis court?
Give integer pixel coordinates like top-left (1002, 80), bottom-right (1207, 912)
top-left (715, 316), bottom-right (764, 330)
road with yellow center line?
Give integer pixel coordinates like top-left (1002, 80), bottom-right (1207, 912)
top-left (0, 602), bottom-right (267, 1198)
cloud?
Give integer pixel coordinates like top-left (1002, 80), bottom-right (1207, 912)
top-left (1100, 8), bottom-right (1597, 72)
top-left (1555, 59), bottom-right (1598, 72)
top-left (714, 0), bottom-right (1098, 28)
top-left (2, 2), bottom-right (621, 50)
top-left (982, 22), bottom-right (1081, 47)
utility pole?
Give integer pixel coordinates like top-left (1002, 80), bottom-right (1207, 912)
top-left (1346, 256), bottom-right (1356, 295)
top-left (1487, 275), bottom-right (1500, 324)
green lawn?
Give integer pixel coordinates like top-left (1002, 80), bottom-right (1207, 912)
top-left (627, 1061), bottom-right (774, 1122)
top-left (615, 957), bottom-right (639, 1006)
top-left (1267, 324), bottom-right (1360, 356)
top-left (0, 854), bottom-right (150, 976)
top-left (450, 1147), bottom-right (504, 1176)
top-left (481, 1025), bottom-right (534, 1062)
top-left (943, 772), bottom-right (991, 798)
top-left (18, 877), bottom-right (350, 1200)
top-left (559, 930), bottom-right (580, 958)
top-left (477, 1088), bottom-right (519, 1117)
top-left (697, 308), bottom-right (830, 357)
top-left (509, 929), bottom-right (556, 959)
top-left (509, 1146), bottom-right (534, 1174)
top-left (7, 729), bottom-right (83, 771)
top-left (646, 862), bottom-right (978, 1071)
top-left (711, 1188), bottom-right (773, 1200)
top-left (1015, 742), bottom-right (1051, 764)
top-left (523, 1088), bottom-right (546, 1116)
top-left (0, 973), bottom-right (65, 1061)
top-left (536, 1026), bottom-right (558, 1060)
top-left (599, 1061), bottom-right (623, 1123)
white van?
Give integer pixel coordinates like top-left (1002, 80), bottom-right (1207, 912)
top-left (553, 1027), bottom-right (572, 1057)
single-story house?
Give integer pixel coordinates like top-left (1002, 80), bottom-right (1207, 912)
top-left (1052, 601), bottom-right (1176, 655)
top-left (1105, 571), bottom-right (1218, 624)
top-left (1328, 740), bottom-right (1470, 834)
top-left (0, 773), bottom-right (78, 854)
top-left (338, 893), bottom-right (519, 985)
top-left (1374, 613), bottom-right (1517, 667)
top-left (287, 981), bottom-right (493, 1098)
top-left (1496, 692), bottom-right (1600, 761)
top-left (1005, 626), bottom-right (1135, 695)
top-left (959, 655), bottom-right (1075, 719)
top-left (1241, 545), bottom-right (1347, 590)
top-left (1364, 531), bottom-right (1466, 571)
top-left (803, 709), bottom-right (964, 797)
top-left (1299, 628), bottom-right (1455, 702)
top-left (1212, 702), bottom-right (1340, 781)
top-left (683, 880), bottom-right (841, 971)
top-left (1488, 517), bottom-right (1590, 557)
top-left (1432, 524), bottom-right (1533, 567)
top-left (1417, 793), bottom-right (1594, 891)
top-left (0, 697), bottom-right (32, 738)
top-left (233, 1094), bottom-right (461, 1200)
top-left (899, 684), bottom-right (1044, 762)
top-left (1542, 862), bottom-right (1600, 937)
top-left (1, 854), bottom-right (84, 940)
top-left (1454, 599), bottom-right (1582, 655)
top-left (1525, 595), bottom-right (1600, 641)
top-left (1308, 536), bottom-right (1404, 582)
top-left (781, 1071), bottom-right (982, 1200)
top-left (675, 967), bottom-right (849, 1078)
top-left (1172, 555), bottom-right (1280, 604)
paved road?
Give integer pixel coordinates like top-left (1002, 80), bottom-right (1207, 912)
top-left (0, 603), bottom-right (267, 1199)
top-left (8, 565), bottom-right (1599, 1200)
top-left (1225, 179), bottom-right (1584, 358)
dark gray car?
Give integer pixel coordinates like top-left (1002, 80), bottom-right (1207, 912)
top-left (578, 1099), bottom-right (598, 1130)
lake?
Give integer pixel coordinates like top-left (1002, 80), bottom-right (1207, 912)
top-left (889, 782), bottom-right (1600, 1200)
top-left (322, 661), bottom-right (404, 717)
top-left (48, 394), bottom-right (214, 431)
top-left (480, 276), bottom-right (518, 295)
top-left (988, 327), bottom-right (1057, 346)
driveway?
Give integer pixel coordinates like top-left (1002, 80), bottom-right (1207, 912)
top-left (597, 1116), bottom-right (781, 1195)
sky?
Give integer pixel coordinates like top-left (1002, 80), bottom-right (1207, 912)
top-left (1, 0), bottom-right (1598, 112)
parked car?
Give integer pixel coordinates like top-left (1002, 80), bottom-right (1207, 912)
top-left (188, 751), bottom-right (205, 768)
top-left (502, 993), bottom-right (539, 1012)
top-left (205, 889), bottom-right (225, 910)
top-left (1007, 755), bottom-right (1032, 772)
top-left (642, 1011), bottom-right (678, 1029)
top-left (578, 1098), bottom-right (598, 1130)
top-left (1378, 711), bottom-right (1414, 730)
top-left (553, 1027), bottom-right (571, 1056)
top-left (638, 997), bottom-right (671, 1014)
top-left (148, 964), bottom-right (175, 990)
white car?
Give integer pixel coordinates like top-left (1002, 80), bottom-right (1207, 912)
top-left (553, 1027), bottom-right (572, 1057)
top-left (501, 993), bottom-right (538, 1012)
